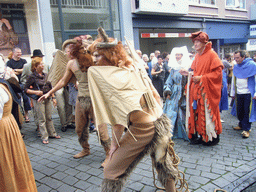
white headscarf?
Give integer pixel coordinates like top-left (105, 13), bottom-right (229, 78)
top-left (168, 46), bottom-right (192, 70)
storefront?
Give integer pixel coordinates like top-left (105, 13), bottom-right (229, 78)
top-left (132, 14), bottom-right (249, 58)
top-left (0, 0), bottom-right (121, 65)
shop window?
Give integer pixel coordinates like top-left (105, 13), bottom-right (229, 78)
top-left (220, 45), bottom-right (240, 59)
top-left (50, 0), bottom-right (121, 49)
top-left (226, 0), bottom-right (245, 9)
top-left (189, 0), bottom-right (216, 6)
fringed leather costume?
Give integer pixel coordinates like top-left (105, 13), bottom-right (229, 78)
top-left (88, 65), bottom-right (189, 192)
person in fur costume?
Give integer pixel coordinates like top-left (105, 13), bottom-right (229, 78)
top-left (87, 27), bottom-right (189, 192)
top-left (38, 36), bottom-right (111, 160)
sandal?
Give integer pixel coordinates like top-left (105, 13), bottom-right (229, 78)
top-left (49, 135), bottom-right (61, 139)
top-left (25, 116), bottom-right (30, 123)
top-left (42, 140), bottom-right (49, 144)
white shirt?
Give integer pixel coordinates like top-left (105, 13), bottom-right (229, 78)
top-left (0, 87), bottom-right (9, 120)
top-left (230, 74), bottom-right (256, 97)
top-left (236, 78), bottom-right (250, 94)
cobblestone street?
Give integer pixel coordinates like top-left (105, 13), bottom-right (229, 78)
top-left (22, 106), bottom-right (256, 192)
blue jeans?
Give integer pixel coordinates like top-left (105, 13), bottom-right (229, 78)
top-left (20, 84), bottom-right (31, 112)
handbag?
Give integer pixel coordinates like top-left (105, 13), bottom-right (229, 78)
top-left (42, 81), bottom-right (52, 94)
top-left (152, 74), bottom-right (159, 80)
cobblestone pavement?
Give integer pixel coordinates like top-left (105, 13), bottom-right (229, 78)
top-left (22, 106), bottom-right (256, 192)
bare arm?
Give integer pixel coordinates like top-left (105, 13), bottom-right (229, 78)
top-left (151, 68), bottom-right (162, 76)
top-left (14, 68), bottom-right (23, 75)
top-left (38, 61), bottom-right (74, 101)
top-left (26, 89), bottom-right (43, 96)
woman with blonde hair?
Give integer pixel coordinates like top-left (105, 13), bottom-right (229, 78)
top-left (25, 57), bottom-right (60, 144)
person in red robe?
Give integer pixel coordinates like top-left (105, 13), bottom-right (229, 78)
top-left (180, 31), bottom-right (223, 146)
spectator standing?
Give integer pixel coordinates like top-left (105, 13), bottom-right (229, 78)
top-left (180, 31), bottom-right (223, 146)
top-left (21, 49), bottom-right (49, 133)
top-left (49, 48), bottom-right (74, 132)
top-left (142, 53), bottom-right (149, 72)
top-left (162, 52), bottom-right (170, 83)
top-left (219, 54), bottom-right (232, 118)
top-left (147, 53), bottom-right (155, 79)
top-left (151, 54), bottom-right (165, 97)
top-left (230, 50), bottom-right (256, 138)
top-left (151, 50), bottom-right (161, 67)
top-left (25, 57), bottom-right (60, 144)
top-left (7, 47), bottom-right (31, 123)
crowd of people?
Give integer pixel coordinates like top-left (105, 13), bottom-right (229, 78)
top-left (1, 29), bottom-right (256, 192)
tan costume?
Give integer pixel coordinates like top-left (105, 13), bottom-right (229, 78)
top-left (88, 65), bottom-right (187, 191)
top-left (73, 59), bottom-right (110, 156)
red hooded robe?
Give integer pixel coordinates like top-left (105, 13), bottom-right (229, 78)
top-left (188, 42), bottom-right (223, 142)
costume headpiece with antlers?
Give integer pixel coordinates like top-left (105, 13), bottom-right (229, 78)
top-left (96, 27), bottom-right (118, 48)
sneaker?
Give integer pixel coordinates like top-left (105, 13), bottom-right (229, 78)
top-left (233, 126), bottom-right (242, 130)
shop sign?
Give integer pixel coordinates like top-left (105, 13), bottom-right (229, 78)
top-left (250, 25), bottom-right (256, 36)
top-left (246, 39), bottom-right (256, 51)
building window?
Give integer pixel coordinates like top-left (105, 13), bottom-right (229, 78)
top-left (50, 0), bottom-right (121, 49)
top-left (220, 45), bottom-right (240, 59)
top-left (189, 0), bottom-right (216, 5)
top-left (226, 0), bottom-right (245, 9)
top-left (0, 4), bottom-right (30, 56)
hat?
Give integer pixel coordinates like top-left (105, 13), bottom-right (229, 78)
top-left (190, 31), bottom-right (209, 44)
top-left (31, 49), bottom-right (44, 58)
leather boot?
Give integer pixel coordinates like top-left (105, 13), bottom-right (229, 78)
top-left (73, 148), bottom-right (90, 159)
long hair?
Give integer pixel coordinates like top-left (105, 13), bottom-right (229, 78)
top-left (69, 38), bottom-right (93, 72)
top-left (94, 38), bottom-right (132, 67)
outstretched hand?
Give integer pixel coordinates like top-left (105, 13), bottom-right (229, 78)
top-left (38, 92), bottom-right (50, 102)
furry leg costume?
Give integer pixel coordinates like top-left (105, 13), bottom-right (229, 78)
top-left (76, 97), bottom-right (110, 154)
top-left (102, 114), bottom-right (188, 192)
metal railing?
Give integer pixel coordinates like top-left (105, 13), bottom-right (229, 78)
top-left (50, 0), bottom-right (107, 8)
